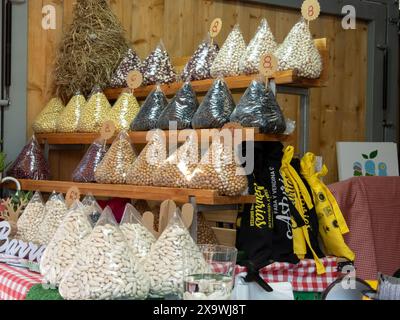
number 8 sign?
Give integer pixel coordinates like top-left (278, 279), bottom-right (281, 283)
top-left (210, 18), bottom-right (222, 38)
top-left (301, 0), bottom-right (321, 22)
top-left (259, 53), bottom-right (278, 78)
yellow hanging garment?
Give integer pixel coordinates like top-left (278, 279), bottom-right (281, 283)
top-left (301, 152), bottom-right (355, 261)
top-left (281, 146), bottom-right (326, 274)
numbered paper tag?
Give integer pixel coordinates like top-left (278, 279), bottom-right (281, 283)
top-left (126, 70), bottom-right (143, 90)
top-left (100, 120), bottom-right (116, 141)
top-left (66, 186), bottom-right (81, 207)
top-left (301, 0), bottom-right (321, 22)
top-left (259, 53), bottom-right (278, 78)
top-left (210, 18), bottom-right (222, 38)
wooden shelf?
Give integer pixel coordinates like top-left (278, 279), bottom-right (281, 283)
top-left (8, 180), bottom-right (256, 205)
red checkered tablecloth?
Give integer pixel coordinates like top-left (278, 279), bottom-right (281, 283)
top-left (0, 263), bottom-right (43, 300)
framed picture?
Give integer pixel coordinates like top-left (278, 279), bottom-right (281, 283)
top-left (336, 142), bottom-right (399, 181)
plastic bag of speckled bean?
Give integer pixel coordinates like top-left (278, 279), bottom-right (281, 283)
top-left (239, 18), bottom-right (278, 75)
top-left (130, 85), bottom-right (168, 131)
top-left (126, 129), bottom-right (167, 186)
top-left (7, 135), bottom-right (51, 180)
top-left (32, 97), bottom-right (64, 133)
top-left (77, 85), bottom-right (112, 133)
top-left (95, 131), bottom-right (137, 184)
top-left (229, 78), bottom-right (286, 134)
top-left (210, 24), bottom-right (247, 78)
top-left (72, 139), bottom-right (108, 183)
top-left (181, 34), bottom-right (219, 81)
top-left (59, 206), bottom-right (150, 300)
top-left (110, 48), bottom-right (142, 88)
top-left (140, 40), bottom-right (177, 86)
top-left (56, 91), bottom-right (86, 133)
top-left (157, 82), bottom-right (199, 130)
top-left (274, 18), bottom-right (322, 78)
top-left (105, 91), bottom-right (140, 131)
top-left (191, 77), bottom-right (235, 129)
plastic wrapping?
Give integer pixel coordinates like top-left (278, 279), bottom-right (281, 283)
top-left (105, 91), bottom-right (140, 131)
top-left (191, 78), bottom-right (235, 129)
top-left (140, 40), bottom-right (177, 86)
top-left (130, 85), bottom-right (168, 131)
top-left (7, 135), bottom-right (51, 180)
top-left (181, 34), bottom-right (219, 81)
top-left (72, 139), bottom-right (108, 183)
top-left (95, 131), bottom-right (137, 184)
top-left (32, 98), bottom-right (64, 133)
top-left (77, 85), bottom-right (112, 133)
top-left (210, 24), bottom-right (247, 78)
top-left (56, 92), bottom-right (86, 133)
top-left (239, 18), bottom-right (278, 75)
top-left (157, 82), bottom-right (198, 130)
top-left (274, 18), bottom-right (322, 79)
top-left (82, 194), bottom-right (103, 225)
top-left (143, 211), bottom-right (207, 298)
top-left (59, 207), bottom-right (150, 300)
top-left (230, 79), bottom-right (287, 134)
top-left (110, 48), bottom-right (142, 88)
top-left (40, 201), bottom-right (93, 287)
top-left (126, 130), bottom-right (167, 186)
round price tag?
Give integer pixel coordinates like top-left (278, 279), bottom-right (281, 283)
top-left (66, 186), bottom-right (80, 207)
top-left (126, 70), bottom-right (143, 89)
top-left (259, 53), bottom-right (278, 78)
top-left (100, 120), bottom-right (116, 141)
top-left (210, 18), bottom-right (222, 38)
top-left (301, 0), bottom-right (321, 22)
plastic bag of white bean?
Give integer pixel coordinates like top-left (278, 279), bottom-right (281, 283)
top-left (32, 97), bottom-right (65, 133)
top-left (239, 18), bottom-right (278, 75)
top-left (274, 18), bottom-right (322, 79)
top-left (56, 91), bottom-right (86, 133)
top-left (210, 24), bottom-right (247, 78)
top-left (110, 48), bottom-right (142, 88)
top-left (143, 211), bottom-right (207, 298)
top-left (40, 201), bottom-right (93, 287)
top-left (59, 206), bottom-right (150, 300)
top-left (82, 194), bottom-right (102, 225)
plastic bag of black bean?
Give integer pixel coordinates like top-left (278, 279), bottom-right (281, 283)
top-left (181, 34), bottom-right (219, 81)
top-left (110, 48), bottom-right (142, 88)
top-left (157, 82), bottom-right (199, 130)
top-left (191, 77), bottom-right (235, 129)
top-left (7, 135), bottom-right (51, 180)
top-left (230, 78), bottom-right (286, 134)
top-left (140, 40), bottom-right (177, 86)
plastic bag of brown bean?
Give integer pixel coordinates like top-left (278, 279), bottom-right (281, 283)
top-left (191, 77), bottom-right (235, 129)
top-left (140, 40), bottom-right (177, 86)
top-left (72, 138), bottom-right (108, 183)
top-left (126, 130), bottom-right (167, 186)
top-left (239, 18), bottom-right (278, 75)
top-left (95, 131), bottom-right (137, 184)
top-left (157, 82), bottom-right (199, 130)
top-left (7, 135), bottom-right (51, 180)
top-left (210, 24), bottom-right (247, 78)
top-left (77, 85), bottom-right (112, 133)
top-left (274, 18), bottom-right (322, 79)
top-left (110, 48), bottom-right (142, 88)
top-left (230, 78), bottom-right (286, 134)
top-left (32, 97), bottom-right (64, 133)
top-left (105, 91), bottom-right (140, 131)
top-left (181, 34), bottom-right (219, 81)
top-left (56, 91), bottom-right (86, 133)
top-left (130, 85), bottom-right (168, 131)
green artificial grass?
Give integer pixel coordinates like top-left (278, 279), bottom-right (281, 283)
top-left (25, 284), bottom-right (63, 300)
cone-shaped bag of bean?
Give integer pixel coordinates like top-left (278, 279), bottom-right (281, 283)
top-left (110, 48), bottom-right (142, 88)
top-left (56, 91), bottom-right (86, 133)
top-left (126, 130), bottom-right (167, 186)
top-left (119, 204), bottom-right (156, 259)
top-left (191, 77), bottom-right (235, 129)
top-left (32, 97), bottom-right (64, 133)
top-left (275, 18), bottom-right (322, 78)
top-left (16, 191), bottom-right (46, 243)
top-left (72, 138), bottom-right (108, 183)
top-left (77, 85), bottom-right (112, 133)
top-left (105, 91), bottom-right (140, 131)
top-left (143, 211), bottom-right (207, 298)
top-left (157, 82), bottom-right (199, 130)
top-left (35, 192), bottom-right (68, 245)
top-left (190, 137), bottom-right (248, 196)
top-left (95, 131), bottom-right (137, 184)
top-left (239, 18), bottom-right (278, 75)
top-left (130, 85), bottom-right (168, 131)
top-left (140, 40), bottom-right (177, 86)
top-left (153, 132), bottom-right (200, 188)
top-left (229, 78), bottom-right (286, 134)
top-left (181, 33), bottom-right (219, 81)
top-left (82, 194), bottom-right (102, 225)
top-left (210, 24), bottom-right (247, 78)
top-left (7, 135), bottom-right (51, 180)
top-left (40, 201), bottom-right (93, 287)
top-left (59, 206), bottom-right (150, 300)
